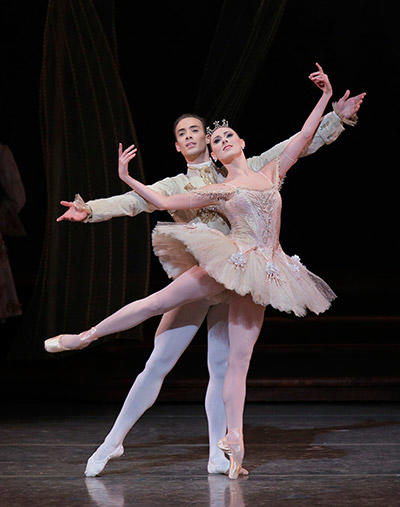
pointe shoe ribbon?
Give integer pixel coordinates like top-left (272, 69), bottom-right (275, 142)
top-left (217, 436), bottom-right (249, 480)
top-left (85, 444), bottom-right (124, 477)
top-left (44, 327), bottom-right (98, 353)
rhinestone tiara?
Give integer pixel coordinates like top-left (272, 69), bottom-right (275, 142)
top-left (206, 119), bottom-right (229, 136)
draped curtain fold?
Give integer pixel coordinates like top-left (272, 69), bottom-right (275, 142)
top-left (12, 0), bottom-right (150, 358)
top-left (195, 0), bottom-right (287, 124)
top-left (11, 0), bottom-right (287, 359)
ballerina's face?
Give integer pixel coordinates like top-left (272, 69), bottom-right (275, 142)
top-left (210, 127), bottom-right (245, 164)
top-left (174, 117), bottom-right (208, 161)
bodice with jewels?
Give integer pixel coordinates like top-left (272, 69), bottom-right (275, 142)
top-left (197, 185), bottom-right (283, 261)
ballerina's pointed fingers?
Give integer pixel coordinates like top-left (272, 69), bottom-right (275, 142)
top-left (119, 143), bottom-right (123, 156)
top-left (121, 149), bottom-right (137, 163)
top-left (125, 152), bottom-right (137, 163)
top-left (315, 62), bottom-right (324, 73)
top-left (123, 144), bottom-right (136, 155)
top-left (310, 76), bottom-right (325, 87)
top-left (310, 75), bottom-right (327, 86)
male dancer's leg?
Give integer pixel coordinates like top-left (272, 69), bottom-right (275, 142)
top-left (85, 300), bottom-right (210, 472)
top-left (49, 266), bottom-right (227, 475)
top-left (206, 303), bottom-right (230, 473)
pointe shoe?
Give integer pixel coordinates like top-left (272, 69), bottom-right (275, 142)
top-left (84, 444), bottom-right (124, 477)
top-left (217, 436), bottom-right (248, 480)
top-left (44, 327), bottom-right (98, 353)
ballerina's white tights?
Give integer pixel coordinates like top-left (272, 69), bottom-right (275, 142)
top-left (64, 266), bottom-right (264, 467)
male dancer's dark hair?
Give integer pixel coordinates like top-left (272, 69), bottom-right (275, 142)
top-left (172, 113), bottom-right (207, 138)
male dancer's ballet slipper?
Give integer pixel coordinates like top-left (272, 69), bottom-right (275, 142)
top-left (217, 436), bottom-right (249, 480)
top-left (85, 444), bottom-right (124, 477)
top-left (207, 462), bottom-right (230, 474)
top-left (44, 327), bottom-right (98, 353)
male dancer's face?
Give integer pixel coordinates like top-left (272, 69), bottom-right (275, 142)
top-left (174, 117), bottom-right (209, 164)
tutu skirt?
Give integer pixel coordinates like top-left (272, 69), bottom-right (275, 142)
top-left (152, 222), bottom-right (336, 317)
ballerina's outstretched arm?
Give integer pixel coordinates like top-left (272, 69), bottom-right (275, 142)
top-left (118, 144), bottom-right (227, 210)
top-left (260, 63), bottom-right (333, 181)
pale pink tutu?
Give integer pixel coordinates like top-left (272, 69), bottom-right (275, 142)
top-left (152, 222), bottom-right (336, 317)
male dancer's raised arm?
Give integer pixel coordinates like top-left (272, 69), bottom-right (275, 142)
top-left (246, 85), bottom-right (365, 172)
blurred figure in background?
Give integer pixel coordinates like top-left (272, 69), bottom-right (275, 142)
top-left (0, 143), bottom-right (25, 321)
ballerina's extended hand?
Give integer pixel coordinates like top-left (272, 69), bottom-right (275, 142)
top-left (118, 143), bottom-right (138, 184)
top-left (308, 62), bottom-right (332, 94)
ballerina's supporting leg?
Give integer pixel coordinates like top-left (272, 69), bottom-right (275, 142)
top-left (53, 266), bottom-right (224, 350)
top-left (219, 294), bottom-right (265, 478)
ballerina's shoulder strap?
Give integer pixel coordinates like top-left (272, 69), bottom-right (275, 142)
top-left (274, 156), bottom-right (285, 190)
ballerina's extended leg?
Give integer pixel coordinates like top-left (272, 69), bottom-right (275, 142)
top-left (44, 266), bottom-right (223, 352)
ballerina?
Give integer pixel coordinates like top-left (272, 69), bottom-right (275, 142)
top-left (45, 63), bottom-right (335, 478)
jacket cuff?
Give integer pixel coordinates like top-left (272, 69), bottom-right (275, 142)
top-left (332, 102), bottom-right (358, 127)
top-left (73, 194), bottom-right (93, 222)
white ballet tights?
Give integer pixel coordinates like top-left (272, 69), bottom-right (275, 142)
top-left (82, 267), bottom-right (229, 468)
top-left (206, 304), bottom-right (230, 467)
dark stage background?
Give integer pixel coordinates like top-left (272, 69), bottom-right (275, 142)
top-left (0, 0), bottom-right (399, 402)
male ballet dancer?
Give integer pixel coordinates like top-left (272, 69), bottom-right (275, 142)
top-left (58, 91), bottom-right (365, 475)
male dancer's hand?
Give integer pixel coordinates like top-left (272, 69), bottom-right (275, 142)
top-left (56, 143), bottom-right (138, 222)
top-left (335, 89), bottom-right (366, 119)
top-left (56, 201), bottom-right (88, 222)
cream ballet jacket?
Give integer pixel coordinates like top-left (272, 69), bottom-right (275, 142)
top-left (83, 111), bottom-right (344, 231)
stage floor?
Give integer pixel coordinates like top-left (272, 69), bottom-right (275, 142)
top-left (1, 402), bottom-right (400, 506)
